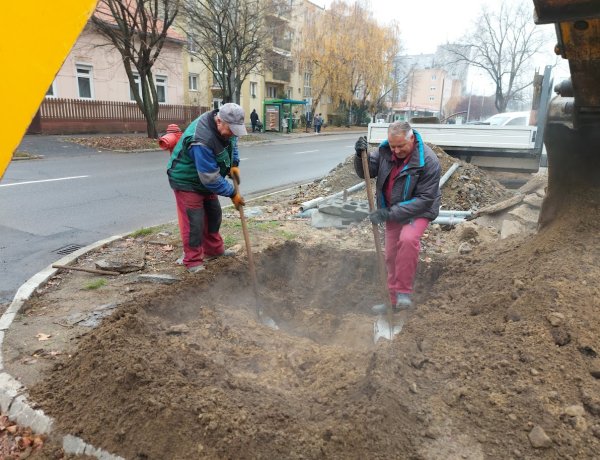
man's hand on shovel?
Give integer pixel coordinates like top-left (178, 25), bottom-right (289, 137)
top-left (231, 192), bottom-right (245, 210)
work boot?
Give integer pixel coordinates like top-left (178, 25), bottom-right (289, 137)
top-left (371, 304), bottom-right (387, 315)
top-left (187, 264), bottom-right (205, 273)
top-left (395, 293), bottom-right (413, 310)
top-left (204, 249), bottom-right (236, 261)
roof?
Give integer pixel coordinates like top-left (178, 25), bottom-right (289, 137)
top-left (263, 98), bottom-right (308, 105)
top-left (93, 1), bottom-right (185, 43)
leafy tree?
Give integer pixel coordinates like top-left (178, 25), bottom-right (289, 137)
top-left (182, 0), bottom-right (272, 105)
top-left (442, 0), bottom-right (547, 113)
top-left (92, 0), bottom-right (179, 138)
top-left (298, 0), bottom-right (398, 125)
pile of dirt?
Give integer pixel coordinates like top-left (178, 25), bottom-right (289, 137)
top-left (28, 188), bottom-right (600, 459)
top-left (289, 145), bottom-right (513, 212)
top-left (19, 138), bottom-right (599, 459)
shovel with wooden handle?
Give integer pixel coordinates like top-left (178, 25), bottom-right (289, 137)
top-left (360, 148), bottom-right (402, 342)
top-left (232, 176), bottom-right (278, 330)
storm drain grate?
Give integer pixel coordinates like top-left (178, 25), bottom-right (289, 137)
top-left (53, 244), bottom-right (84, 256)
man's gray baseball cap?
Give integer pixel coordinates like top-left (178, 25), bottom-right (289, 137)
top-left (219, 103), bottom-right (248, 137)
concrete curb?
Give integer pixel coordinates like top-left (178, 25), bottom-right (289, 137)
top-left (0, 234), bottom-right (127, 459)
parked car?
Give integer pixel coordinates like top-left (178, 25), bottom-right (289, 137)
top-left (483, 111), bottom-right (531, 126)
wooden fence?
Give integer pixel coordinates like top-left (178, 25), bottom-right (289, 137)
top-left (32, 98), bottom-right (209, 134)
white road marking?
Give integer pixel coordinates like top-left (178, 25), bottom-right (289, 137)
top-left (0, 175), bottom-right (90, 188)
top-left (293, 150), bottom-right (319, 155)
top-left (239, 157), bottom-right (249, 161)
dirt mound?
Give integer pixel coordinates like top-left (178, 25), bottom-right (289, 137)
top-left (290, 146), bottom-right (512, 212)
top-left (28, 187), bottom-right (600, 459)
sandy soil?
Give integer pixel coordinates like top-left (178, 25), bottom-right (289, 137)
top-left (8, 149), bottom-right (600, 459)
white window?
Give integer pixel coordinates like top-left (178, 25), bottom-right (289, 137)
top-left (286, 87), bottom-right (293, 99)
top-left (45, 80), bottom-right (56, 98)
top-left (250, 81), bottom-right (257, 98)
top-left (76, 64), bottom-right (93, 99)
top-left (212, 98), bottom-right (223, 110)
top-left (156, 76), bottom-right (167, 103)
top-left (267, 85), bottom-right (277, 98)
top-left (213, 55), bottom-right (223, 85)
top-left (429, 96), bottom-right (435, 101)
top-left (187, 34), bottom-right (198, 53)
top-left (303, 72), bottom-right (311, 97)
top-left (130, 74), bottom-right (141, 101)
top-left (189, 73), bottom-right (199, 91)
top-left (430, 86), bottom-right (436, 91)
top-left (431, 74), bottom-right (437, 80)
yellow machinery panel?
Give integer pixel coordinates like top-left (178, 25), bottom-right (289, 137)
top-left (0, 0), bottom-right (98, 179)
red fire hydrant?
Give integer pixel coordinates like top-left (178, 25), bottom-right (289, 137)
top-left (158, 124), bottom-right (182, 153)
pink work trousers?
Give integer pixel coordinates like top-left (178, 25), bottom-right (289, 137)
top-left (174, 190), bottom-right (224, 268)
top-left (384, 217), bottom-right (430, 304)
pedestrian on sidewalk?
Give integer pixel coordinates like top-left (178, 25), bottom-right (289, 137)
top-left (313, 113), bottom-right (322, 133)
top-left (250, 109), bottom-right (260, 132)
top-left (166, 103), bottom-right (247, 273)
top-left (354, 121), bottom-right (441, 311)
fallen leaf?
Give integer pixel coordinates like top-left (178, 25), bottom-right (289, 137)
top-left (163, 244), bottom-right (174, 251)
top-left (35, 333), bottom-right (51, 341)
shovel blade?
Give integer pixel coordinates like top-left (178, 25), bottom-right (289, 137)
top-left (373, 315), bottom-right (403, 343)
top-left (258, 309), bottom-right (279, 330)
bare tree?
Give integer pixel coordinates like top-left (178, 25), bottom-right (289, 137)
top-left (182, 0), bottom-right (272, 105)
top-left (92, 0), bottom-right (179, 138)
top-left (443, 0), bottom-right (547, 113)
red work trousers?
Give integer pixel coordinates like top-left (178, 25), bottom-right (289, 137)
top-left (173, 190), bottom-right (224, 268)
top-left (384, 217), bottom-right (430, 304)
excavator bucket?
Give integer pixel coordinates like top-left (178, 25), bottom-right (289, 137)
top-left (532, 1), bottom-right (600, 227)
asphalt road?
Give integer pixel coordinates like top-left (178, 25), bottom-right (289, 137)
top-left (0, 133), bottom-right (363, 304)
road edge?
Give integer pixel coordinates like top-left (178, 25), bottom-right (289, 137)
top-left (0, 234), bottom-right (127, 459)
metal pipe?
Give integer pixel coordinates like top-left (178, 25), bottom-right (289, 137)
top-left (432, 215), bottom-right (466, 225)
top-left (299, 182), bottom-right (366, 211)
top-left (438, 209), bottom-right (472, 217)
top-left (439, 162), bottom-right (460, 188)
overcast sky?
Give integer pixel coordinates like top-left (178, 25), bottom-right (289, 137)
top-left (318, 0), bottom-right (568, 92)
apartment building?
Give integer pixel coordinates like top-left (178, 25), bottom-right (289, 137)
top-left (390, 47), bottom-right (470, 121)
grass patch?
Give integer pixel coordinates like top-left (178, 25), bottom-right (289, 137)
top-left (237, 134), bottom-right (265, 143)
top-left (223, 235), bottom-right (238, 247)
top-left (130, 227), bottom-right (154, 238)
top-left (278, 230), bottom-right (297, 240)
top-left (250, 221), bottom-right (279, 231)
top-left (84, 279), bottom-right (107, 290)
top-left (13, 151), bottom-right (40, 159)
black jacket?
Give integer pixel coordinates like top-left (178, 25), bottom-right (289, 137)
top-left (250, 111), bottom-right (259, 123)
top-left (354, 130), bottom-right (441, 223)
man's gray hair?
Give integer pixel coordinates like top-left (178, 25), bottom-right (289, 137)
top-left (388, 121), bottom-right (413, 139)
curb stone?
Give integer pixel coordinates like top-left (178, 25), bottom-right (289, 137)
top-left (0, 234), bottom-right (127, 460)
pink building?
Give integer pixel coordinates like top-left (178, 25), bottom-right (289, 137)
top-left (47, 22), bottom-right (184, 105)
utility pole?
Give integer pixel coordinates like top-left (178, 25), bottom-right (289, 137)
top-left (466, 82), bottom-right (473, 123)
top-left (438, 76), bottom-right (445, 119)
top-left (408, 71), bottom-right (414, 121)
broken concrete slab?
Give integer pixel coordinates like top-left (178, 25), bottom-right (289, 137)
top-left (508, 204), bottom-right (540, 225)
top-left (96, 246), bottom-right (146, 273)
top-left (311, 211), bottom-right (355, 229)
top-left (523, 193), bottom-right (544, 209)
top-left (318, 197), bottom-right (370, 219)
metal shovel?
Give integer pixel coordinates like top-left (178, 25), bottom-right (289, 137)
top-left (232, 177), bottom-right (278, 330)
top-left (360, 149), bottom-right (402, 342)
